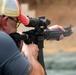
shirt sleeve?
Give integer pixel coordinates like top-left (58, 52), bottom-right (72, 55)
top-left (2, 53), bottom-right (30, 75)
top-left (0, 31), bottom-right (31, 75)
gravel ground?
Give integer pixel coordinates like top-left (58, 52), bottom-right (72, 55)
top-left (44, 52), bottom-right (76, 75)
top-left (46, 70), bottom-right (76, 75)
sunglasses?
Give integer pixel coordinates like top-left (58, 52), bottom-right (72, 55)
top-left (8, 17), bottom-right (21, 28)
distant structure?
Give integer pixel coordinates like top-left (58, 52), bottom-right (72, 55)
top-left (17, 3), bottom-right (36, 32)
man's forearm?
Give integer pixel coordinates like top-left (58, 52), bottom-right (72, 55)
top-left (27, 56), bottom-right (45, 75)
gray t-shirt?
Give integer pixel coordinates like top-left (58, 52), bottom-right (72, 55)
top-left (0, 31), bottom-right (30, 75)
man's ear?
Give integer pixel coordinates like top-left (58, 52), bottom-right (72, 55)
top-left (2, 16), bottom-right (8, 29)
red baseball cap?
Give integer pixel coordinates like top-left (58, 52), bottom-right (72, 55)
top-left (16, 0), bottom-right (30, 26)
top-left (17, 13), bottom-right (30, 26)
top-left (0, 0), bottom-right (30, 26)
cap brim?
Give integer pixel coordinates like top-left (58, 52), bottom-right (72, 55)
top-left (17, 13), bottom-right (30, 26)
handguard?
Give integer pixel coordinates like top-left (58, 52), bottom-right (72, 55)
top-left (45, 25), bottom-right (73, 40)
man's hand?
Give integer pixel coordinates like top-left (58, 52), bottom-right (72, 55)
top-left (22, 43), bottom-right (39, 60)
top-left (48, 25), bottom-right (65, 40)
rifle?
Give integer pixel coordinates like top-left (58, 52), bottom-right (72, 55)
top-left (10, 16), bottom-right (73, 75)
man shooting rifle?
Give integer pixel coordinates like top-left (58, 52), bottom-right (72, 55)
top-left (0, 0), bottom-right (72, 75)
